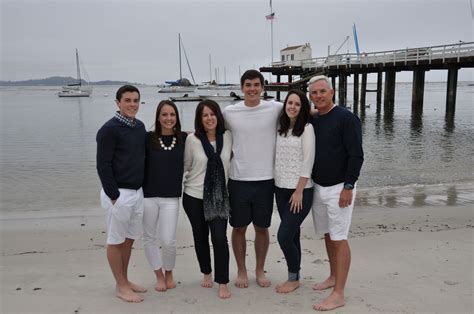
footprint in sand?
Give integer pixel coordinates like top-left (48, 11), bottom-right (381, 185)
top-left (184, 297), bottom-right (197, 304)
top-left (443, 280), bottom-right (459, 286)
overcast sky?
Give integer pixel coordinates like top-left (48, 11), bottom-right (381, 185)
top-left (2, 0), bottom-right (473, 84)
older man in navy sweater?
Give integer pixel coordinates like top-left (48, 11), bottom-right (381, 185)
top-left (308, 76), bottom-right (364, 311)
top-left (96, 85), bottom-right (146, 303)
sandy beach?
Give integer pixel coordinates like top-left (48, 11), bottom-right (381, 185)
top-left (1, 202), bottom-right (472, 313)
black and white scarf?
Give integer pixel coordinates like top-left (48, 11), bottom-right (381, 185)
top-left (200, 132), bottom-right (230, 221)
top-left (114, 111), bottom-right (136, 128)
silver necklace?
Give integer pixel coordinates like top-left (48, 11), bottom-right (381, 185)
top-left (159, 137), bottom-right (176, 151)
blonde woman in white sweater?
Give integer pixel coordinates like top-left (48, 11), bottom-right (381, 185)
top-left (274, 90), bottom-right (315, 293)
top-left (183, 100), bottom-right (233, 299)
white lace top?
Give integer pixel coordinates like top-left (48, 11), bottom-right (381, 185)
top-left (274, 123), bottom-right (315, 189)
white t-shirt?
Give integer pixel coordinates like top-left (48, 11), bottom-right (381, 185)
top-left (274, 123), bottom-right (315, 189)
top-left (183, 131), bottom-right (232, 199)
top-left (223, 100), bottom-right (283, 181)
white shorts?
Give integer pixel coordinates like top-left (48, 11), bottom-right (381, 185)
top-left (100, 188), bottom-right (144, 245)
top-left (311, 182), bottom-right (356, 241)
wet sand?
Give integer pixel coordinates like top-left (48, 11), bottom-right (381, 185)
top-left (1, 203), bottom-right (473, 313)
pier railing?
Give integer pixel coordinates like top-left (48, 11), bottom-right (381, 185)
top-left (270, 42), bottom-right (474, 69)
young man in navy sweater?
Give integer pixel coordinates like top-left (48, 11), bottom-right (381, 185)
top-left (308, 76), bottom-right (364, 311)
top-left (96, 85), bottom-right (147, 303)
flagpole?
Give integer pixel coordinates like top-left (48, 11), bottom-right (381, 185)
top-left (270, 0), bottom-right (274, 64)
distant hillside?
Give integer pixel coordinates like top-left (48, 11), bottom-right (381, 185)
top-left (0, 76), bottom-right (142, 86)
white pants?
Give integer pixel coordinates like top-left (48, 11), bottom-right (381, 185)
top-left (143, 197), bottom-right (179, 271)
top-left (100, 188), bottom-right (144, 245)
top-left (312, 182), bottom-right (356, 241)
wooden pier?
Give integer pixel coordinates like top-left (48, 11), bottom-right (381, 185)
top-left (260, 42), bottom-right (474, 115)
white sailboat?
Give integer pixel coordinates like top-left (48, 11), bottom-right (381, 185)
top-left (58, 49), bottom-right (92, 97)
top-left (158, 34), bottom-right (196, 93)
top-left (197, 56), bottom-right (239, 90)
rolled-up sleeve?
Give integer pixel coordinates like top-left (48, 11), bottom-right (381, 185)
top-left (299, 124), bottom-right (315, 178)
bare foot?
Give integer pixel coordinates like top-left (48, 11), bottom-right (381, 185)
top-left (218, 284), bottom-right (231, 299)
top-left (201, 273), bottom-right (213, 288)
top-left (313, 292), bottom-right (345, 311)
top-left (116, 285), bottom-right (143, 303)
top-left (154, 269), bottom-right (167, 292)
top-left (312, 277), bottom-right (335, 291)
top-left (234, 270), bottom-right (248, 288)
top-left (275, 280), bottom-right (300, 293)
top-left (165, 271), bottom-right (177, 289)
top-left (256, 270), bottom-right (271, 287)
top-left (155, 278), bottom-right (167, 292)
top-left (128, 281), bottom-right (147, 293)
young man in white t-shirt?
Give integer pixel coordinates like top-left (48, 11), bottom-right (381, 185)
top-left (223, 70), bottom-right (283, 288)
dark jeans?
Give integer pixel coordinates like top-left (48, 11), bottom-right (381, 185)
top-left (182, 193), bottom-right (229, 284)
top-left (275, 186), bottom-right (313, 276)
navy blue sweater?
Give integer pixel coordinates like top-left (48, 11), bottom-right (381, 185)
top-left (96, 117), bottom-right (146, 200)
top-left (311, 106), bottom-right (364, 186)
top-left (143, 132), bottom-right (187, 198)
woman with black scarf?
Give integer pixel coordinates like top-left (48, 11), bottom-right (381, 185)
top-left (183, 99), bottom-right (233, 299)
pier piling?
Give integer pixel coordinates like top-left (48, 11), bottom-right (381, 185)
top-left (446, 67), bottom-right (458, 113)
top-left (384, 71), bottom-right (396, 110)
top-left (353, 73), bottom-right (359, 110)
top-left (376, 72), bottom-right (383, 107)
top-left (338, 74), bottom-right (347, 107)
top-left (360, 73), bottom-right (367, 108)
top-left (331, 76), bottom-right (336, 102)
top-left (276, 75), bottom-right (281, 101)
top-left (412, 69), bottom-right (426, 111)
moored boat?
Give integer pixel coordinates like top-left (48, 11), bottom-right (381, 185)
top-left (158, 85), bottom-right (196, 93)
top-left (58, 49), bottom-right (92, 97)
top-left (58, 89), bottom-right (92, 97)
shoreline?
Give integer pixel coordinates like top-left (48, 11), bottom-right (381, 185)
top-left (2, 181), bottom-right (473, 215)
top-left (1, 202), bottom-right (473, 313)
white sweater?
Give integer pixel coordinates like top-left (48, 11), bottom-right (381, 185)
top-left (223, 100), bottom-right (283, 181)
top-left (183, 131), bottom-right (232, 199)
top-left (274, 124), bottom-right (315, 189)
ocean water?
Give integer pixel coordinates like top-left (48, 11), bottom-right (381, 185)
top-left (0, 82), bottom-right (473, 213)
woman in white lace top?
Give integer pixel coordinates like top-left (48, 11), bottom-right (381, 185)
top-left (274, 89), bottom-right (315, 293)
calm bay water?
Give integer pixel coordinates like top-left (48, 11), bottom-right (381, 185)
top-left (0, 82), bottom-right (473, 213)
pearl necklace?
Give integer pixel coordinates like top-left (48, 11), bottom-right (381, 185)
top-left (159, 137), bottom-right (176, 151)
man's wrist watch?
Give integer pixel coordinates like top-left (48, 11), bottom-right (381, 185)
top-left (344, 183), bottom-right (354, 190)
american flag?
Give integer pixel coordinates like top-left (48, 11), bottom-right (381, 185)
top-left (265, 12), bottom-right (275, 20)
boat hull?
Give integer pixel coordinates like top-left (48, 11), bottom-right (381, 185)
top-left (58, 90), bottom-right (92, 97)
top-left (170, 92), bottom-right (243, 102)
top-left (197, 84), bottom-right (239, 90)
top-left (158, 86), bottom-right (196, 93)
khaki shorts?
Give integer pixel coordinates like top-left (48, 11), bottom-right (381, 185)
top-left (100, 188), bottom-right (144, 245)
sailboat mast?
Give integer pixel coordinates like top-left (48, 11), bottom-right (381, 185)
top-left (209, 53), bottom-right (212, 83)
top-left (75, 48), bottom-right (82, 86)
top-left (179, 33), bottom-right (182, 81)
